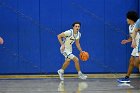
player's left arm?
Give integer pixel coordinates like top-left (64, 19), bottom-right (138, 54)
top-left (131, 28), bottom-right (139, 48)
top-left (131, 19), bottom-right (140, 48)
top-left (75, 39), bottom-right (83, 52)
top-left (132, 28), bottom-right (139, 40)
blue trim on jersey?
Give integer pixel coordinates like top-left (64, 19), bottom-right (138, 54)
top-left (69, 29), bottom-right (73, 37)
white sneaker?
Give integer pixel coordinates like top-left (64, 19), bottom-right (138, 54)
top-left (57, 70), bottom-right (64, 81)
top-left (78, 73), bottom-right (87, 80)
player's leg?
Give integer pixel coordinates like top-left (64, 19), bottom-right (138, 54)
top-left (58, 51), bottom-right (71, 80)
top-left (70, 54), bottom-right (87, 80)
top-left (137, 52), bottom-right (140, 72)
top-left (61, 58), bottom-right (71, 70)
top-left (72, 56), bottom-right (80, 71)
top-left (117, 56), bottom-right (135, 83)
top-left (118, 46), bottom-right (139, 83)
top-left (58, 58), bottom-right (71, 81)
top-left (134, 56), bottom-right (140, 68)
top-left (123, 46), bottom-right (139, 82)
top-left (126, 56), bottom-right (135, 77)
top-left (139, 64), bottom-right (140, 72)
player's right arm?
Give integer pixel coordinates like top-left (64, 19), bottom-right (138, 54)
top-left (57, 32), bottom-right (66, 52)
top-left (57, 32), bottom-right (66, 46)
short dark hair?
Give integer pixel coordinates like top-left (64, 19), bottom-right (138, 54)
top-left (72, 22), bottom-right (81, 27)
top-left (127, 11), bottom-right (139, 22)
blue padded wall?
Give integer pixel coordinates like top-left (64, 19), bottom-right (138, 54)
top-left (0, 0), bottom-right (139, 74)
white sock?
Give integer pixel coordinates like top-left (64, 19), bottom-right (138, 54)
top-left (60, 69), bottom-right (64, 73)
top-left (78, 71), bottom-right (82, 74)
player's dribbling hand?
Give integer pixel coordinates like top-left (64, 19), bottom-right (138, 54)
top-left (80, 50), bottom-right (85, 53)
top-left (60, 44), bottom-right (65, 52)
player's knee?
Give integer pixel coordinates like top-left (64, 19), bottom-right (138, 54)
top-left (134, 61), bottom-right (140, 67)
top-left (73, 57), bottom-right (79, 63)
top-left (129, 57), bottom-right (134, 63)
top-left (129, 60), bottom-right (134, 66)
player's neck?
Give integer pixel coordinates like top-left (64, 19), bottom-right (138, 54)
top-left (73, 30), bottom-right (78, 34)
top-left (130, 22), bottom-right (135, 25)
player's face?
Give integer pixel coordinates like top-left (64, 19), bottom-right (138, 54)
top-left (73, 24), bottom-right (80, 32)
top-left (126, 18), bottom-right (131, 25)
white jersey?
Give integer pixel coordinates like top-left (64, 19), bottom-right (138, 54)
top-left (63, 29), bottom-right (81, 51)
top-left (60, 29), bottom-right (81, 59)
top-left (129, 24), bottom-right (140, 40)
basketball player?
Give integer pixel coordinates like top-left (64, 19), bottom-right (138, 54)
top-left (118, 11), bottom-right (140, 83)
top-left (0, 37), bottom-right (4, 44)
top-left (57, 22), bottom-right (87, 80)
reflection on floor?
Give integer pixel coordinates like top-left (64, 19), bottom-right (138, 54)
top-left (0, 78), bottom-right (139, 93)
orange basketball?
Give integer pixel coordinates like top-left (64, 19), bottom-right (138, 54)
top-left (79, 51), bottom-right (89, 61)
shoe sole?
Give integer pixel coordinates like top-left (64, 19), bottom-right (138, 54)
top-left (79, 76), bottom-right (87, 80)
top-left (117, 79), bottom-right (130, 83)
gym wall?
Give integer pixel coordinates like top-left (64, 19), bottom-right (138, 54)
top-left (0, 0), bottom-right (139, 74)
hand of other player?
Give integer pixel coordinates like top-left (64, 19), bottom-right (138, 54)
top-left (121, 40), bottom-right (128, 44)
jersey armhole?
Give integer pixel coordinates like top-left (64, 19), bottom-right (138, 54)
top-left (67, 29), bottom-right (72, 37)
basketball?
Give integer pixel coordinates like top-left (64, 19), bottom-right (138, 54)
top-left (79, 51), bottom-right (89, 61)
